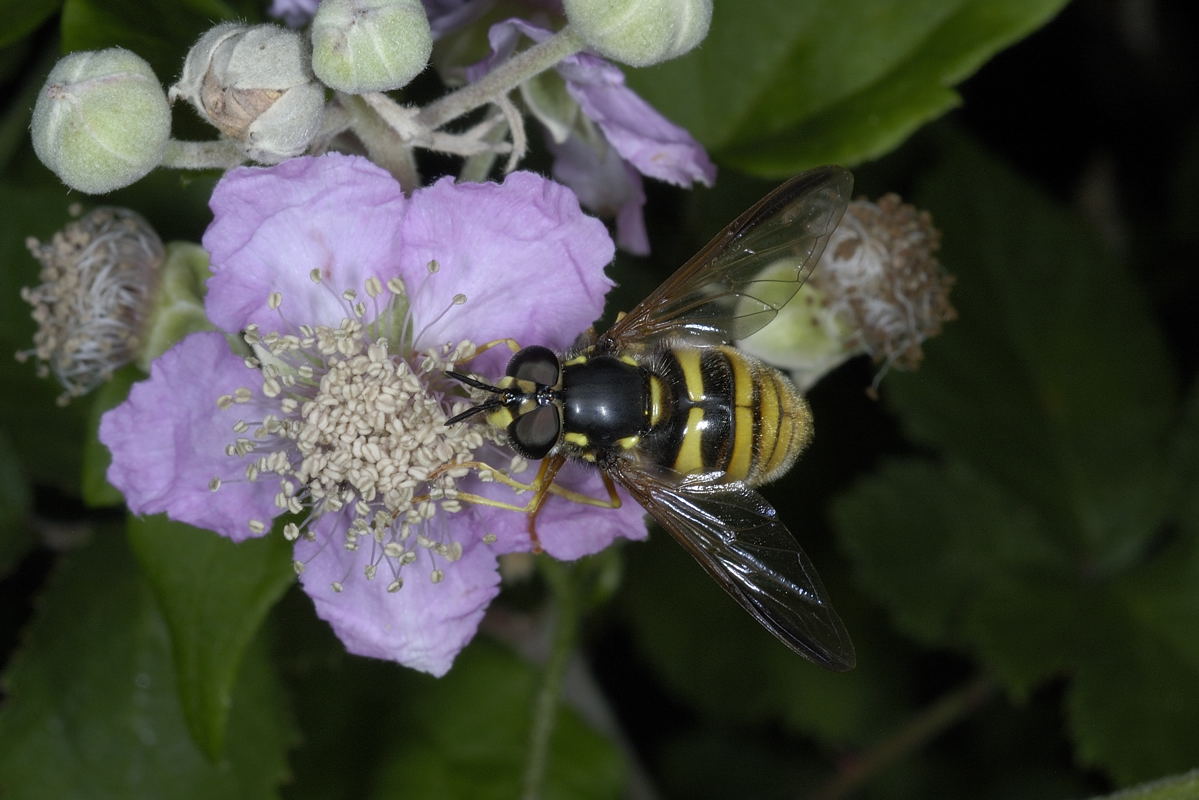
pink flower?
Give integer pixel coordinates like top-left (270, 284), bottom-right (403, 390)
top-left (101, 154), bottom-right (646, 674)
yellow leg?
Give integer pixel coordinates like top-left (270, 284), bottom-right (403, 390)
top-left (462, 338), bottom-right (522, 364)
top-left (427, 457), bottom-right (624, 553)
top-left (429, 459), bottom-right (623, 511)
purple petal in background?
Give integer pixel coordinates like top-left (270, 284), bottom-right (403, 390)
top-left (549, 133), bottom-right (650, 255)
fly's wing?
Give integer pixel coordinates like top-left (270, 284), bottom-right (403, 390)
top-left (601, 167), bottom-right (852, 349)
top-left (612, 460), bottom-right (856, 671)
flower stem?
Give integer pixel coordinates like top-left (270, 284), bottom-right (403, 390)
top-left (417, 25), bottom-right (586, 131)
top-left (810, 674), bottom-right (997, 800)
top-left (521, 560), bottom-right (581, 800)
top-left (339, 94), bottom-right (421, 192)
top-left (160, 138), bottom-right (246, 170)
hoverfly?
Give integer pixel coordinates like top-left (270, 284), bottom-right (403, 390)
top-left (446, 166), bottom-right (856, 670)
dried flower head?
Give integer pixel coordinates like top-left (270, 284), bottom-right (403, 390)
top-left (814, 194), bottom-right (955, 370)
top-left (19, 207), bottom-right (163, 404)
top-left (739, 193), bottom-right (954, 392)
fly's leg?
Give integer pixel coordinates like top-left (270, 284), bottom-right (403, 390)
top-left (424, 457), bottom-right (623, 552)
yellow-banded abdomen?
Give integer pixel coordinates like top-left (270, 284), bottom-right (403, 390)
top-left (639, 345), bottom-right (812, 487)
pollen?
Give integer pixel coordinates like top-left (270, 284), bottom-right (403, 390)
top-left (216, 276), bottom-right (489, 592)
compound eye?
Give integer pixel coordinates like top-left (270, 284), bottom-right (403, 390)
top-left (508, 405), bottom-right (561, 460)
top-left (506, 345), bottom-right (559, 387)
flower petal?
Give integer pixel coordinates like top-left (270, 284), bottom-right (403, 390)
top-left (549, 133), bottom-right (650, 255)
top-left (473, 19), bottom-right (715, 189)
top-left (398, 171), bottom-right (615, 375)
top-left (295, 515), bottom-right (501, 676)
top-left (99, 332), bottom-right (281, 541)
top-left (462, 455), bottom-right (649, 560)
top-left (268, 0), bottom-right (318, 27)
top-left (560, 53), bottom-right (717, 188)
top-left (203, 154), bottom-right (408, 335)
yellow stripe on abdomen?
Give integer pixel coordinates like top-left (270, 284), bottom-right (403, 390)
top-left (672, 406), bottom-right (707, 475)
top-left (675, 349), bottom-right (705, 402)
top-left (752, 369), bottom-right (812, 485)
top-left (725, 406), bottom-right (755, 481)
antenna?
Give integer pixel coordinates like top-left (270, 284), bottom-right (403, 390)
top-left (443, 371), bottom-right (504, 426)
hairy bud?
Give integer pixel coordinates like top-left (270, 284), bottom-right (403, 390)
top-left (311, 0), bottom-right (433, 93)
top-left (170, 23), bottom-right (326, 163)
top-left (31, 49), bottom-right (171, 194)
top-left (562, 0), bottom-right (712, 67)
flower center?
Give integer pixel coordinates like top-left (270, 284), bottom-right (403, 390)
top-left (216, 275), bottom-right (490, 592)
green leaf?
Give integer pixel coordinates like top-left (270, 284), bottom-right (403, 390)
top-left (1090, 769), bottom-right (1199, 800)
top-left (128, 515), bottom-right (294, 760)
top-left (834, 136), bottom-right (1199, 781)
top-left (0, 529), bottom-right (293, 799)
top-left (626, 0), bottom-right (1068, 176)
top-left (837, 459), bottom-right (1091, 692)
top-left (371, 640), bottom-right (625, 800)
top-left (60, 0), bottom-right (261, 80)
top-left (899, 132), bottom-right (1175, 567)
top-left (1169, 378), bottom-right (1199, 531)
top-left (0, 181), bottom-right (87, 492)
top-left (1066, 534), bottom-right (1199, 784)
top-left (0, 428), bottom-right (34, 577)
top-left (0, 0), bottom-right (62, 49)
top-left (621, 525), bottom-right (908, 747)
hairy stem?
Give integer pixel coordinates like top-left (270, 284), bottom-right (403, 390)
top-left (417, 25), bottom-right (585, 131)
top-left (160, 138), bottom-right (246, 170)
top-left (521, 560), bottom-right (581, 800)
top-left (339, 94), bottom-right (421, 191)
top-left (810, 674), bottom-right (997, 800)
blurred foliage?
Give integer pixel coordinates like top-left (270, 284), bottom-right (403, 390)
top-left (128, 515), bottom-right (294, 760)
top-left (2, 1), bottom-right (1198, 799)
top-left (0, 530), bottom-right (294, 800)
top-left (834, 133), bottom-right (1198, 783)
top-left (628, 0), bottom-right (1070, 175)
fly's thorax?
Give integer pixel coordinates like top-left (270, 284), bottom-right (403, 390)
top-left (559, 355), bottom-right (649, 451)
top-left (640, 344), bottom-right (812, 486)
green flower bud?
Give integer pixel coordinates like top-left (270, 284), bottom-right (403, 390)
top-left (311, 0), bottom-right (433, 93)
top-left (739, 195), bottom-right (955, 391)
top-left (31, 48), bottom-right (171, 194)
top-left (563, 0), bottom-right (712, 67)
top-left (170, 23), bottom-right (325, 164)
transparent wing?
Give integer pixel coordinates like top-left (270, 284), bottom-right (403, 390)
top-left (601, 166), bottom-right (852, 349)
top-left (612, 461), bottom-right (856, 670)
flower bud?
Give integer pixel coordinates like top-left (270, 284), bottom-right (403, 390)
top-left (311, 0), bottom-right (432, 93)
top-left (19, 208), bottom-right (164, 403)
top-left (740, 195), bottom-right (955, 391)
top-left (170, 23), bottom-right (325, 163)
top-left (31, 49), bottom-right (171, 194)
top-left (562, 0), bottom-right (712, 67)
